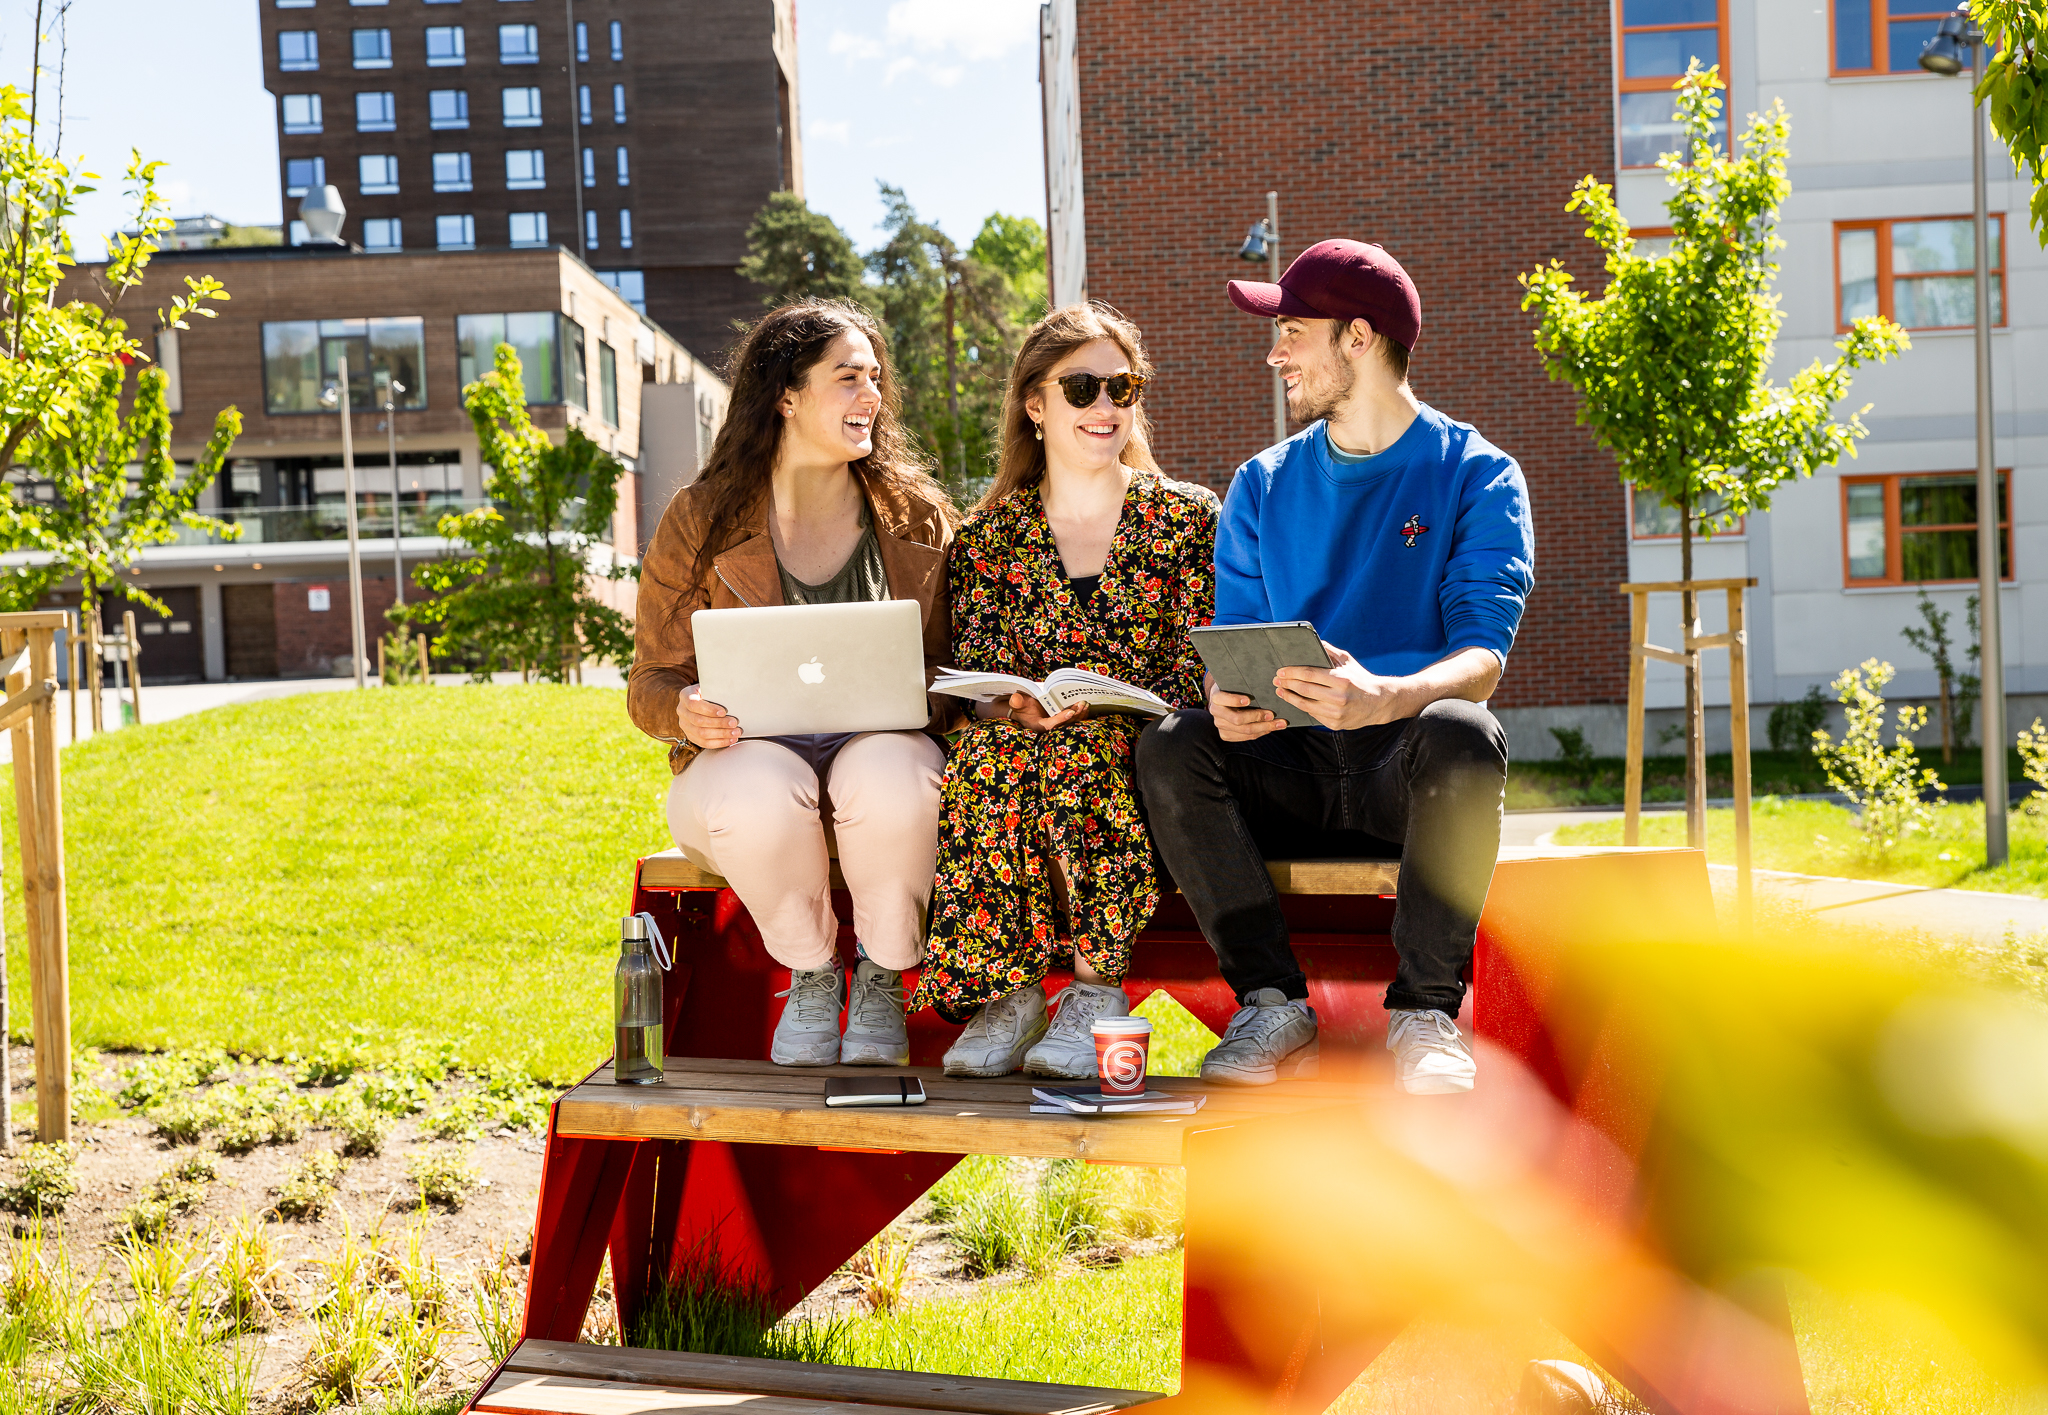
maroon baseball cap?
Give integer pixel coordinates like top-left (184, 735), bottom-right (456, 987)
top-left (1228, 239), bottom-right (1422, 351)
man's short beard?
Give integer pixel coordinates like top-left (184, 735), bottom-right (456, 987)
top-left (1290, 357), bottom-right (1355, 424)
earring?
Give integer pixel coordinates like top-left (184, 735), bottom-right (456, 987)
top-left (1033, 422), bottom-right (1043, 441)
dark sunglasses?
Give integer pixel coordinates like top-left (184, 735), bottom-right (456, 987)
top-left (1046, 371), bottom-right (1149, 409)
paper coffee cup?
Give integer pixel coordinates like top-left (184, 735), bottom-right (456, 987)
top-left (1092, 1017), bottom-right (1153, 1095)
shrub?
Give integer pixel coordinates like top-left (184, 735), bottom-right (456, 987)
top-left (404, 1146), bottom-right (483, 1210)
top-left (333, 1104), bottom-right (393, 1158)
top-left (115, 1049), bottom-right (229, 1111)
top-left (212, 1112), bottom-right (273, 1156)
top-left (0, 1144), bottom-right (78, 1216)
top-left (276, 1149), bottom-right (345, 1221)
top-left (421, 1107), bottom-right (482, 1142)
top-left (148, 1099), bottom-right (212, 1146)
top-left (1548, 726), bottom-right (1596, 788)
top-left (2020, 720), bottom-right (2048, 820)
top-left (1768, 685), bottom-right (1830, 754)
top-left (119, 1154), bottom-right (220, 1239)
top-left (1812, 659), bottom-right (1943, 860)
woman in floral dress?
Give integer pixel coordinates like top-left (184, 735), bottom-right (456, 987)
top-left (913, 303), bottom-right (1218, 1078)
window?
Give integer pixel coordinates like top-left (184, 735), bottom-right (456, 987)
top-left (284, 156), bottom-right (326, 198)
top-left (575, 20), bottom-right (589, 61)
top-left (499, 24), bottom-right (540, 63)
top-left (508, 212), bottom-right (550, 248)
top-left (429, 89), bottom-right (469, 129)
top-left (564, 321), bottom-right (588, 409)
top-left (355, 91), bottom-right (396, 131)
top-left (618, 208), bottom-right (632, 249)
top-left (609, 20), bottom-right (622, 59)
top-left (351, 0), bottom-right (389, 5)
top-left (584, 209), bottom-right (598, 250)
top-left (598, 270), bottom-right (645, 315)
top-left (502, 86), bottom-right (542, 126)
top-left (1630, 486), bottom-right (1740, 539)
top-left (281, 93), bottom-right (323, 133)
top-left (1843, 472), bottom-right (2011, 585)
top-left (615, 146), bottom-right (629, 185)
top-left (505, 149), bottom-right (545, 189)
top-left (362, 218), bottom-right (402, 252)
top-left (352, 29), bottom-right (392, 68)
top-left (1837, 217), bottom-right (2005, 330)
top-left (457, 313), bottom-right (567, 400)
top-left (599, 342), bottom-right (618, 426)
top-left (358, 154), bottom-right (400, 194)
top-left (289, 220), bottom-right (311, 246)
top-left (612, 83), bottom-right (626, 123)
top-left (1618, 0), bottom-right (1726, 168)
top-left (432, 151), bottom-right (472, 191)
top-left (277, 0), bottom-right (314, 7)
top-left (279, 30), bottom-right (318, 70)
top-left (426, 25), bottom-right (466, 65)
top-left (262, 317), bottom-right (427, 415)
top-left (578, 84), bottom-right (593, 125)
top-left (1832, 1), bottom-right (1955, 74)
top-left (582, 147), bottom-right (595, 186)
top-left (436, 213), bottom-right (476, 250)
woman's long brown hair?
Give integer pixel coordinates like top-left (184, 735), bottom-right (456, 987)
top-left (689, 298), bottom-right (948, 579)
top-left (979, 302), bottom-right (1160, 511)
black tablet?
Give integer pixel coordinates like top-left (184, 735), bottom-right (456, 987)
top-left (823, 1076), bottom-right (928, 1107)
top-left (1190, 622), bottom-right (1333, 728)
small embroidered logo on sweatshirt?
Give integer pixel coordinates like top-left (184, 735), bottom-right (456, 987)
top-left (1398, 514), bottom-right (1429, 547)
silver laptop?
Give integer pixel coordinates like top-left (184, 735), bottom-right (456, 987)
top-left (692, 601), bottom-right (929, 738)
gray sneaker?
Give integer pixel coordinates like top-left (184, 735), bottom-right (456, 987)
top-left (1199, 988), bottom-right (1319, 1086)
top-left (1023, 981), bottom-right (1131, 1079)
top-left (942, 984), bottom-right (1048, 1077)
top-left (840, 959), bottom-right (910, 1066)
top-left (770, 966), bottom-right (844, 1067)
top-left (1385, 1008), bottom-right (1476, 1094)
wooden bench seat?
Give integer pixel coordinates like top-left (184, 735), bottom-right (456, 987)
top-left (637, 848), bottom-right (1400, 896)
top-left (553, 1056), bottom-right (1370, 1167)
top-left (481, 1339), bottom-right (1164, 1415)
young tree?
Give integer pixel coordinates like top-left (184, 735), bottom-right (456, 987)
top-left (1974, 0), bottom-right (2048, 242)
top-left (739, 192), bottom-right (871, 309)
top-left (969, 212), bottom-right (1049, 320)
top-left (406, 346), bottom-right (634, 681)
top-left (1899, 590), bottom-right (1984, 762)
top-left (1520, 64), bottom-right (1910, 839)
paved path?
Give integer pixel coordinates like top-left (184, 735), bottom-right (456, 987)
top-left (1504, 807), bottom-right (2048, 945)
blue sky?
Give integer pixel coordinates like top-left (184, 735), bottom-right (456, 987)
top-left (0, 0), bottom-right (1047, 261)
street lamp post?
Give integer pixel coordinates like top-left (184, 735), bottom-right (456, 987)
top-left (321, 359), bottom-right (369, 690)
top-left (1921, 8), bottom-right (2006, 864)
top-left (1238, 192), bottom-right (1284, 445)
top-left (383, 376), bottom-right (407, 611)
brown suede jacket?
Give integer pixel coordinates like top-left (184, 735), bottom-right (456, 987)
top-left (627, 475), bottom-right (958, 774)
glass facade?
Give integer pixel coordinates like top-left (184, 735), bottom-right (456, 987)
top-left (456, 313), bottom-right (566, 403)
top-left (262, 318), bottom-right (427, 415)
top-left (599, 342), bottom-right (618, 426)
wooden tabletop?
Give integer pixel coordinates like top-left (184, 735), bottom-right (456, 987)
top-left (553, 1057), bottom-right (1374, 1167)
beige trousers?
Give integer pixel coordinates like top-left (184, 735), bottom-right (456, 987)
top-left (665, 732), bottom-right (945, 971)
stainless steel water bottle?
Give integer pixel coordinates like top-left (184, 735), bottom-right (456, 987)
top-left (614, 913), bottom-right (670, 1084)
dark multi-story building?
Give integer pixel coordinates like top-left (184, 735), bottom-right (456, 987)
top-left (257, 0), bottom-right (799, 363)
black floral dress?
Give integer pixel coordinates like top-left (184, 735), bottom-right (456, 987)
top-left (912, 473), bottom-right (1218, 1024)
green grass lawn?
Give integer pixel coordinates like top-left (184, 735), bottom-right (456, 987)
top-left (2, 685), bottom-right (673, 1081)
top-left (1508, 747), bottom-right (2031, 810)
top-left (1554, 795), bottom-right (2048, 897)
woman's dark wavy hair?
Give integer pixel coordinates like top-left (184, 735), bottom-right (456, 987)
top-left (690, 298), bottom-right (948, 580)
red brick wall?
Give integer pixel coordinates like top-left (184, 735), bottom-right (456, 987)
top-left (273, 576), bottom-right (405, 676)
top-left (1072, 0), bottom-right (1628, 709)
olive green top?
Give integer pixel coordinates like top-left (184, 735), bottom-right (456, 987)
top-left (777, 497), bottom-right (889, 606)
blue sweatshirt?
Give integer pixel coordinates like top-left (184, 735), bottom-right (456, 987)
top-left (1214, 404), bottom-right (1535, 682)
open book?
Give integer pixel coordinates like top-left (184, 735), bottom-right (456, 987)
top-left (931, 666), bottom-right (1172, 719)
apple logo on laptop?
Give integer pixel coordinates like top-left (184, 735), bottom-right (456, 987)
top-left (798, 657), bottom-right (826, 685)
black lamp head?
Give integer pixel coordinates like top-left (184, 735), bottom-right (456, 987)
top-left (1918, 8), bottom-right (1976, 75)
top-left (1238, 221), bottom-right (1270, 262)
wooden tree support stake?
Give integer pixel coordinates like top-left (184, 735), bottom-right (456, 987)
top-left (0, 611), bottom-right (72, 1144)
top-left (1621, 578), bottom-right (1758, 926)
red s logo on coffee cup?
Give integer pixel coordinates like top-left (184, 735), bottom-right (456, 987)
top-left (1099, 1039), bottom-right (1146, 1091)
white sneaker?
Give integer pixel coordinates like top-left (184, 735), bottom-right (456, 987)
top-left (1199, 988), bottom-right (1319, 1086)
top-left (1023, 981), bottom-right (1130, 1079)
top-left (769, 966), bottom-right (843, 1067)
top-left (1386, 1009), bottom-right (1475, 1094)
top-left (840, 959), bottom-right (909, 1066)
top-left (942, 984), bottom-right (1048, 1077)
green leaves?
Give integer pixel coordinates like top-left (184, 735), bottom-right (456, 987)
top-left (402, 344), bottom-right (637, 680)
top-left (1973, 0), bottom-right (2048, 245)
top-left (1812, 659), bottom-right (1946, 860)
top-left (1520, 64), bottom-right (1907, 540)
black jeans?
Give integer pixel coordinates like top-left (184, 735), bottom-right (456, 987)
top-left (1134, 700), bottom-right (1507, 1015)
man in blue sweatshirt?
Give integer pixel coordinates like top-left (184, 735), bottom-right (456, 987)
top-left (1136, 239), bottom-right (1534, 1094)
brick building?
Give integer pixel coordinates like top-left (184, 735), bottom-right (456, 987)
top-left (18, 245), bottom-right (728, 682)
top-left (258, 0), bottom-right (799, 362)
top-left (1038, 0), bottom-right (1631, 748)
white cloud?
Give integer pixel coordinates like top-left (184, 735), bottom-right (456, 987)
top-left (807, 119), bottom-right (851, 144)
top-left (883, 56), bottom-right (920, 86)
top-left (883, 0), bottom-right (1039, 62)
top-left (828, 30), bottom-right (884, 61)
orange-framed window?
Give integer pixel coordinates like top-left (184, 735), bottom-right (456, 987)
top-left (1836, 217), bottom-right (2006, 331)
top-left (1630, 485), bottom-right (1744, 540)
top-left (1618, 0), bottom-right (1729, 169)
top-left (1842, 472), bottom-right (2011, 586)
top-left (1831, 1), bottom-right (1954, 75)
